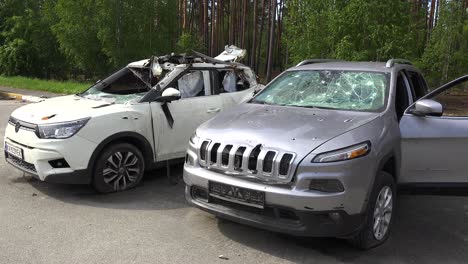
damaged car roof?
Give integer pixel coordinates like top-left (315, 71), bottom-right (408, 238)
top-left (127, 45), bottom-right (248, 70)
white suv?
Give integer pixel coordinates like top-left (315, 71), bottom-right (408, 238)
top-left (3, 46), bottom-right (262, 192)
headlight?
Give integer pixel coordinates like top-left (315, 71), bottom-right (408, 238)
top-left (189, 132), bottom-right (200, 145)
top-left (312, 141), bottom-right (371, 163)
top-left (37, 118), bottom-right (90, 139)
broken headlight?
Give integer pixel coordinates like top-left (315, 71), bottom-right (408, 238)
top-left (312, 142), bottom-right (371, 163)
top-left (189, 132), bottom-right (200, 145)
top-left (37, 118), bottom-right (90, 139)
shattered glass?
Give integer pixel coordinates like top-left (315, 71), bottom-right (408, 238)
top-left (252, 70), bottom-right (388, 111)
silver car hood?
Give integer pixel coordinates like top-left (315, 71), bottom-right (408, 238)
top-left (198, 103), bottom-right (380, 160)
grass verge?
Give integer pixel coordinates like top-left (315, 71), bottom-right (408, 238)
top-left (0, 76), bottom-right (91, 95)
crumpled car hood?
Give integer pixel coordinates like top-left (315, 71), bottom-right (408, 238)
top-left (198, 103), bottom-right (380, 159)
top-left (10, 95), bottom-right (115, 124)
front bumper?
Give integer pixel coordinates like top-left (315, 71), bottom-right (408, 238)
top-left (185, 184), bottom-right (365, 237)
top-left (4, 123), bottom-right (96, 184)
top-left (184, 165), bottom-right (367, 237)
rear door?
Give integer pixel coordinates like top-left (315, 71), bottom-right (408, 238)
top-left (211, 68), bottom-right (260, 108)
top-left (399, 75), bottom-right (468, 184)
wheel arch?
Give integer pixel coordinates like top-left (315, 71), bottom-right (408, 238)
top-left (87, 132), bottom-right (155, 174)
top-left (360, 150), bottom-right (399, 214)
top-left (378, 152), bottom-right (399, 182)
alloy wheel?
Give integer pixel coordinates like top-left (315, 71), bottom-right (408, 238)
top-left (372, 186), bottom-right (393, 241)
top-left (103, 151), bottom-right (141, 191)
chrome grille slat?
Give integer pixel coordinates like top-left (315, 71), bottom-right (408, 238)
top-left (198, 140), bottom-right (296, 182)
top-left (215, 143), bottom-right (223, 168)
top-left (241, 147), bottom-right (252, 172)
top-left (227, 145), bottom-right (237, 170)
top-left (255, 149), bottom-right (268, 176)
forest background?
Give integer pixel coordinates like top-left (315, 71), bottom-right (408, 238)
top-left (0, 0), bottom-right (466, 88)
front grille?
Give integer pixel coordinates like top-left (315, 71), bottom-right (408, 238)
top-left (6, 155), bottom-right (37, 174)
top-left (8, 116), bottom-right (38, 134)
top-left (198, 140), bottom-right (296, 182)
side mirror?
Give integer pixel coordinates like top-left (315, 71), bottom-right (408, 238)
top-left (410, 99), bottom-right (443, 117)
top-left (156, 87), bottom-right (181, 102)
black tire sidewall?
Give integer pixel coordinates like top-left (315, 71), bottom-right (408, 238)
top-left (92, 143), bottom-right (145, 193)
top-left (353, 171), bottom-right (396, 249)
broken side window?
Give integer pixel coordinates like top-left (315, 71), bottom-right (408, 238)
top-left (214, 69), bottom-right (251, 94)
top-left (175, 70), bottom-right (206, 98)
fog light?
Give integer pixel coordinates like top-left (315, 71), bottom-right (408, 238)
top-left (309, 179), bottom-right (344, 193)
top-left (48, 158), bottom-right (70, 168)
top-left (329, 212), bottom-right (341, 223)
top-left (185, 153), bottom-right (195, 166)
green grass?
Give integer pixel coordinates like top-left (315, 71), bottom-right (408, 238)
top-left (0, 76), bottom-right (91, 94)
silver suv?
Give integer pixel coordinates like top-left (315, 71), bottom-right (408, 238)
top-left (183, 59), bottom-right (468, 249)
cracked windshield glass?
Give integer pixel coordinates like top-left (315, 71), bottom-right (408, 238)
top-left (252, 70), bottom-right (388, 111)
top-left (80, 66), bottom-right (169, 104)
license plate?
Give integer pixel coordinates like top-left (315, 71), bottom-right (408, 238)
top-left (5, 142), bottom-right (23, 160)
top-left (209, 181), bottom-right (265, 208)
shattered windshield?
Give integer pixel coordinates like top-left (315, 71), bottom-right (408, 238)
top-left (252, 70), bottom-right (388, 111)
top-left (80, 67), bottom-right (168, 104)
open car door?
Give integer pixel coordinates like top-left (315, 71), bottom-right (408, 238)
top-left (399, 75), bottom-right (468, 185)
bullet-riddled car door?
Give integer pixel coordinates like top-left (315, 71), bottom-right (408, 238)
top-left (151, 70), bottom-right (223, 161)
top-left (400, 75), bottom-right (468, 184)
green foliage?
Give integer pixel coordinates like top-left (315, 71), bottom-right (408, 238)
top-left (285, 0), bottom-right (418, 64)
top-left (335, 0), bottom-right (415, 61)
top-left (52, 0), bottom-right (109, 75)
top-left (176, 32), bottom-right (205, 53)
top-left (49, 0), bottom-right (179, 76)
top-left (420, 0), bottom-right (467, 87)
top-left (284, 0), bottom-right (338, 64)
top-left (0, 75), bottom-right (90, 94)
top-left (0, 0), bottom-right (68, 78)
top-left (0, 0), bottom-right (465, 89)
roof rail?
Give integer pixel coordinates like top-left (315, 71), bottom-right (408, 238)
top-left (385, 59), bottom-right (412, 68)
top-left (296, 59), bottom-right (343, 67)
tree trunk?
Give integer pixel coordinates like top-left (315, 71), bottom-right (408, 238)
top-left (241, 0), bottom-right (247, 48)
top-left (264, 0), bottom-right (271, 76)
top-left (229, 0), bottom-right (235, 45)
top-left (276, 0), bottom-right (283, 70)
top-left (204, 0), bottom-right (208, 50)
top-left (428, 0), bottom-right (436, 33)
top-left (210, 0), bottom-right (215, 56)
top-left (256, 0), bottom-right (266, 73)
top-left (266, 0), bottom-right (276, 81)
top-left (182, 0), bottom-right (187, 31)
top-left (251, 0), bottom-right (258, 69)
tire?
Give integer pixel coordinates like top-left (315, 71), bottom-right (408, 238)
top-left (92, 143), bottom-right (145, 193)
top-left (348, 171), bottom-right (396, 249)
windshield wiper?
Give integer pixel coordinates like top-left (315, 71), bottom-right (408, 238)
top-left (288, 105), bottom-right (336, 110)
top-left (250, 100), bottom-right (286, 106)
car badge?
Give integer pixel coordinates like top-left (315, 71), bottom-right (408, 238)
top-left (15, 122), bottom-right (20, 133)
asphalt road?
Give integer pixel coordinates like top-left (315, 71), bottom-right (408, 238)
top-left (1, 99), bottom-right (468, 264)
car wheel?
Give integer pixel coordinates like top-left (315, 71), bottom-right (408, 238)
top-left (349, 171), bottom-right (396, 249)
top-left (92, 143), bottom-right (145, 193)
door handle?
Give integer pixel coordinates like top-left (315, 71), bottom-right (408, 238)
top-left (207, 108), bottom-right (221, 113)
